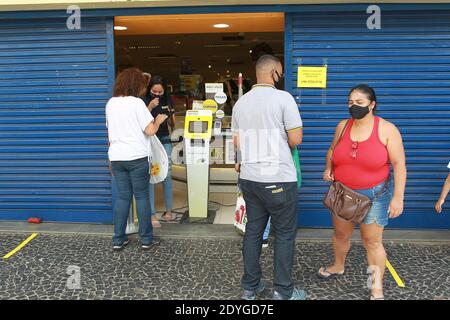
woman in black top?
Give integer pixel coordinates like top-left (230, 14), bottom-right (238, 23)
top-left (144, 76), bottom-right (176, 225)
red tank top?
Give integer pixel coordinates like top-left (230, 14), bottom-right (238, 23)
top-left (332, 116), bottom-right (390, 190)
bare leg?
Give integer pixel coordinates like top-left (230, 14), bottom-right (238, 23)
top-left (360, 223), bottom-right (386, 299)
top-left (319, 215), bottom-right (355, 275)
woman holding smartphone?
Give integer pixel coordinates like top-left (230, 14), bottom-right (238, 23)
top-left (145, 76), bottom-right (176, 225)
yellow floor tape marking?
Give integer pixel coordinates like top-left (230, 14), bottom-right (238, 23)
top-left (386, 259), bottom-right (406, 288)
top-left (3, 233), bottom-right (38, 259)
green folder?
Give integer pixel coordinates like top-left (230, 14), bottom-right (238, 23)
top-left (292, 147), bottom-right (302, 190)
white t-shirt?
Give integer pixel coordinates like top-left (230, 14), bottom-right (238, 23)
top-left (232, 85), bottom-right (303, 183)
top-left (106, 96), bottom-right (154, 161)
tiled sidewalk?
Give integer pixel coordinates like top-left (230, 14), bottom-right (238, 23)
top-left (0, 232), bottom-right (448, 300)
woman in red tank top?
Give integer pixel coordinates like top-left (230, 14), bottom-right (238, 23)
top-left (318, 85), bottom-right (407, 300)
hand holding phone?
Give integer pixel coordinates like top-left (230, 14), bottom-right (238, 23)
top-left (148, 97), bottom-right (159, 110)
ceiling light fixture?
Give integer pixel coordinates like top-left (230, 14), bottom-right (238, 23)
top-left (114, 26), bottom-right (127, 31)
top-left (213, 23), bottom-right (230, 29)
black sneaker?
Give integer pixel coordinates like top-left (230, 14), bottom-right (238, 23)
top-left (262, 239), bottom-right (269, 248)
top-left (140, 239), bottom-right (161, 250)
top-left (241, 280), bottom-right (266, 300)
top-left (112, 239), bottom-right (130, 251)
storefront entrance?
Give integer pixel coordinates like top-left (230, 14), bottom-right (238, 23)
top-left (113, 13), bottom-right (285, 225)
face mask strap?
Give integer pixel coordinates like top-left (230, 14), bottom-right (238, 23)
top-left (271, 70), bottom-right (279, 84)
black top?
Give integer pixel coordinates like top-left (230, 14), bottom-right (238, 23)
top-left (142, 94), bottom-right (173, 139)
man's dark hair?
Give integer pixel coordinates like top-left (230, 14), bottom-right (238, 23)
top-left (256, 54), bottom-right (281, 71)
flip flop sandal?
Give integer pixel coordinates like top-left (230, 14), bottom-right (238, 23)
top-left (317, 267), bottom-right (345, 280)
top-left (370, 295), bottom-right (385, 300)
top-left (161, 211), bottom-right (176, 222)
top-left (151, 219), bottom-right (161, 228)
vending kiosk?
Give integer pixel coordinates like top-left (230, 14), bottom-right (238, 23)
top-left (184, 109), bottom-right (213, 222)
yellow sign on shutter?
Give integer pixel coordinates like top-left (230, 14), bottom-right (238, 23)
top-left (297, 66), bottom-right (327, 88)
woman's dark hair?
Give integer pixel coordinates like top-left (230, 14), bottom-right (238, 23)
top-left (148, 75), bottom-right (170, 101)
top-left (349, 84), bottom-right (377, 112)
top-left (113, 67), bottom-right (146, 97)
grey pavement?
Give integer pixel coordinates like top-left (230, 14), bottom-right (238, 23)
top-left (0, 224), bottom-right (449, 300)
top-left (0, 221), bottom-right (449, 242)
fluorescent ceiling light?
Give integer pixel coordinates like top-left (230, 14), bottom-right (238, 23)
top-left (114, 26), bottom-right (127, 31)
top-left (213, 23), bottom-right (230, 29)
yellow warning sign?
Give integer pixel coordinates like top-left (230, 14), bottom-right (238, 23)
top-left (297, 66), bottom-right (327, 88)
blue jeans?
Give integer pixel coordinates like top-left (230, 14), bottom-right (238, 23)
top-left (111, 157), bottom-right (153, 245)
top-left (355, 177), bottom-right (394, 228)
top-left (149, 136), bottom-right (173, 215)
top-left (239, 178), bottom-right (298, 299)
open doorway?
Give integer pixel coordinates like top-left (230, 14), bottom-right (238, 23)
top-left (113, 13), bottom-right (285, 225)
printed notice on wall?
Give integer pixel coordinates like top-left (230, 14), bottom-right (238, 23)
top-left (297, 66), bottom-right (327, 88)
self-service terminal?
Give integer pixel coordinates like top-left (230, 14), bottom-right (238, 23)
top-left (184, 109), bottom-right (213, 222)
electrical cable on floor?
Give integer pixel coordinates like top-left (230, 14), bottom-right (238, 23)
top-left (154, 199), bottom-right (235, 224)
top-left (154, 204), bottom-right (188, 224)
top-left (209, 200), bottom-right (235, 207)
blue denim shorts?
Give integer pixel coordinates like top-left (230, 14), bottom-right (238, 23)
top-left (355, 177), bottom-right (394, 228)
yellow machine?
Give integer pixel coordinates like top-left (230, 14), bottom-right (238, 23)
top-left (184, 109), bottom-right (213, 141)
top-left (184, 109), bottom-right (213, 221)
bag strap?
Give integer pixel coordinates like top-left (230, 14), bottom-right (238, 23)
top-left (331, 120), bottom-right (349, 173)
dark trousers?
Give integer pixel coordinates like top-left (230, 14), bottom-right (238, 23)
top-left (239, 178), bottom-right (298, 299)
top-left (111, 157), bottom-right (152, 245)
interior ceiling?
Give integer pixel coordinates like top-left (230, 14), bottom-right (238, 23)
top-left (114, 13), bottom-right (284, 91)
top-left (114, 13), bottom-right (284, 35)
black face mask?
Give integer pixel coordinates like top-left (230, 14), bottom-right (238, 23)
top-left (272, 71), bottom-right (284, 89)
top-left (151, 93), bottom-right (162, 99)
top-left (349, 104), bottom-right (371, 120)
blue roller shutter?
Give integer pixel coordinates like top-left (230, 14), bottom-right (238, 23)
top-left (286, 8), bottom-right (450, 229)
top-left (0, 17), bottom-right (114, 223)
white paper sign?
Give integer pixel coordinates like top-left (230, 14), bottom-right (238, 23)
top-left (192, 100), bottom-right (204, 110)
top-left (205, 83), bottom-right (224, 94)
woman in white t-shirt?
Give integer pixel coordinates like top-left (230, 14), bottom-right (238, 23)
top-left (435, 161), bottom-right (450, 213)
top-left (106, 68), bottom-right (167, 251)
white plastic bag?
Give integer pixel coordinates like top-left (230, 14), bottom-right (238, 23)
top-left (234, 186), bottom-right (247, 235)
top-left (125, 197), bottom-right (139, 235)
top-left (149, 135), bottom-right (169, 184)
